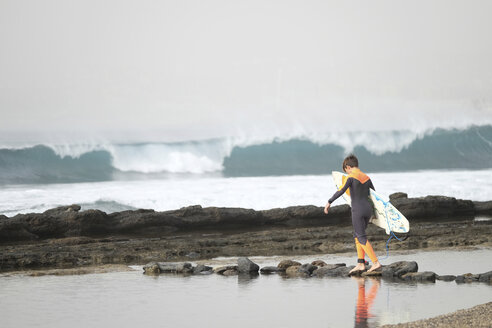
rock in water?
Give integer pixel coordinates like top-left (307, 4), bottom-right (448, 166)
top-left (313, 265), bottom-right (351, 277)
top-left (143, 263), bottom-right (160, 275)
top-left (298, 263), bottom-right (317, 275)
top-left (311, 260), bottom-right (327, 267)
top-left (362, 270), bottom-right (382, 277)
top-left (223, 269), bottom-right (238, 276)
top-left (285, 265), bottom-right (307, 277)
top-left (157, 262), bottom-right (193, 273)
top-left (437, 275), bottom-right (457, 282)
top-left (478, 271), bottom-right (492, 283)
top-left (348, 269), bottom-right (365, 277)
top-left (456, 273), bottom-right (481, 283)
top-left (237, 257), bottom-right (260, 273)
top-left (260, 266), bottom-right (283, 274)
top-left (382, 261), bottom-right (418, 278)
top-left (401, 271), bottom-right (437, 282)
top-left (193, 264), bottom-right (213, 275)
top-left (214, 265), bottom-right (238, 274)
top-left (277, 260), bottom-right (302, 270)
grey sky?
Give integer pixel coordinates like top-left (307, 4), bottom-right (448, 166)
top-left (1, 0), bottom-right (491, 143)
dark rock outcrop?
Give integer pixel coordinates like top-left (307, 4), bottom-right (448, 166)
top-left (143, 262), bottom-right (160, 275)
top-left (437, 275), bottom-right (457, 282)
top-left (401, 271), bottom-right (437, 282)
top-left (277, 260), bottom-right (302, 270)
top-left (382, 261), bottom-right (419, 278)
top-left (222, 269), bottom-right (238, 276)
top-left (361, 270), bottom-right (382, 277)
top-left (298, 263), bottom-right (318, 275)
top-left (1, 218), bottom-right (490, 272)
top-left (260, 266), bottom-right (283, 274)
top-left (311, 260), bottom-right (327, 267)
top-left (313, 264), bottom-right (352, 277)
top-left (1, 194), bottom-right (490, 244)
top-left (157, 262), bottom-right (193, 274)
top-left (193, 264), bottom-right (213, 275)
top-left (214, 265), bottom-right (238, 275)
top-left (285, 265), bottom-right (305, 277)
top-left (456, 273), bottom-right (480, 283)
top-left (390, 195), bottom-right (475, 221)
top-left (238, 257), bottom-right (259, 273)
top-left (456, 271), bottom-right (492, 284)
top-left (389, 192), bottom-right (408, 201)
top-left (474, 201), bottom-right (492, 216)
top-left (478, 271), bottom-right (492, 283)
top-left (1, 195), bottom-right (491, 272)
top-left (261, 205), bottom-right (350, 226)
top-left (143, 262), bottom-right (194, 274)
top-left (43, 205), bottom-right (81, 215)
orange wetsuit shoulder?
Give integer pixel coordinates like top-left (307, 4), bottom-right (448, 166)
top-left (348, 168), bottom-right (370, 184)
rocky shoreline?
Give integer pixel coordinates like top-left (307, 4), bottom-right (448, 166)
top-left (141, 257), bottom-right (492, 284)
top-left (0, 193), bottom-right (491, 272)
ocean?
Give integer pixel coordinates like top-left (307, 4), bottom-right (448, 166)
top-left (1, 125), bottom-right (492, 216)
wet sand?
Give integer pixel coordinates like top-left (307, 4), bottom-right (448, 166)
top-left (381, 302), bottom-right (492, 328)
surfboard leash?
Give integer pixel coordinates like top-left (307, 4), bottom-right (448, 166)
top-left (381, 233), bottom-right (396, 260)
top-left (380, 205), bottom-right (408, 260)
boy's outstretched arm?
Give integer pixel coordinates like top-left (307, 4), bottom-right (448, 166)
top-left (325, 178), bottom-right (352, 214)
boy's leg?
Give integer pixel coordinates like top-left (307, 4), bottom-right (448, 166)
top-left (350, 238), bottom-right (367, 273)
top-left (355, 238), bottom-right (365, 260)
top-left (353, 213), bottom-right (381, 271)
top-left (358, 239), bottom-right (378, 264)
top-left (357, 239), bottom-right (382, 272)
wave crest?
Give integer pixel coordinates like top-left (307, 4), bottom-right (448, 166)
top-left (1, 125), bottom-right (491, 184)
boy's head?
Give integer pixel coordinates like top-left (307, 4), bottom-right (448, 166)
top-left (342, 154), bottom-right (359, 173)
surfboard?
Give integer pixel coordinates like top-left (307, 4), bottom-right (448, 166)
top-left (331, 171), bottom-right (410, 235)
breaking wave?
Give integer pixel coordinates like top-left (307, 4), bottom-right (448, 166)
top-left (0, 125), bottom-right (491, 184)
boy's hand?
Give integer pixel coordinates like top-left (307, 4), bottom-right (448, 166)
top-left (324, 203), bottom-right (330, 214)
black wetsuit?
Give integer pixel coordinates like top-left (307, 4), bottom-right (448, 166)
top-left (328, 173), bottom-right (375, 245)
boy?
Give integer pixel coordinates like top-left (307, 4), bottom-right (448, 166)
top-left (324, 154), bottom-right (382, 273)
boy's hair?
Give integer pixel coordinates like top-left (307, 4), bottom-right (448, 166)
top-left (342, 154), bottom-right (359, 171)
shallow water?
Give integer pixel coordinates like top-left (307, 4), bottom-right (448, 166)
top-left (1, 249), bottom-right (491, 328)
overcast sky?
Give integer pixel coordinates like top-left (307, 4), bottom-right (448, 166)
top-left (1, 0), bottom-right (491, 143)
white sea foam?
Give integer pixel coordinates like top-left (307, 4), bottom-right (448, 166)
top-left (109, 142), bottom-right (228, 174)
top-left (2, 169), bottom-right (491, 217)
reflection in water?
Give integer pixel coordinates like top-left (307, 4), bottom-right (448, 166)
top-left (353, 277), bottom-right (380, 328)
top-left (238, 272), bottom-right (260, 286)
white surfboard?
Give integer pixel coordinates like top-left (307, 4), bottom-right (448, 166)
top-left (331, 171), bottom-right (410, 235)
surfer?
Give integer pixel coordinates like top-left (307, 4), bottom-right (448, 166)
top-left (324, 154), bottom-right (382, 273)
